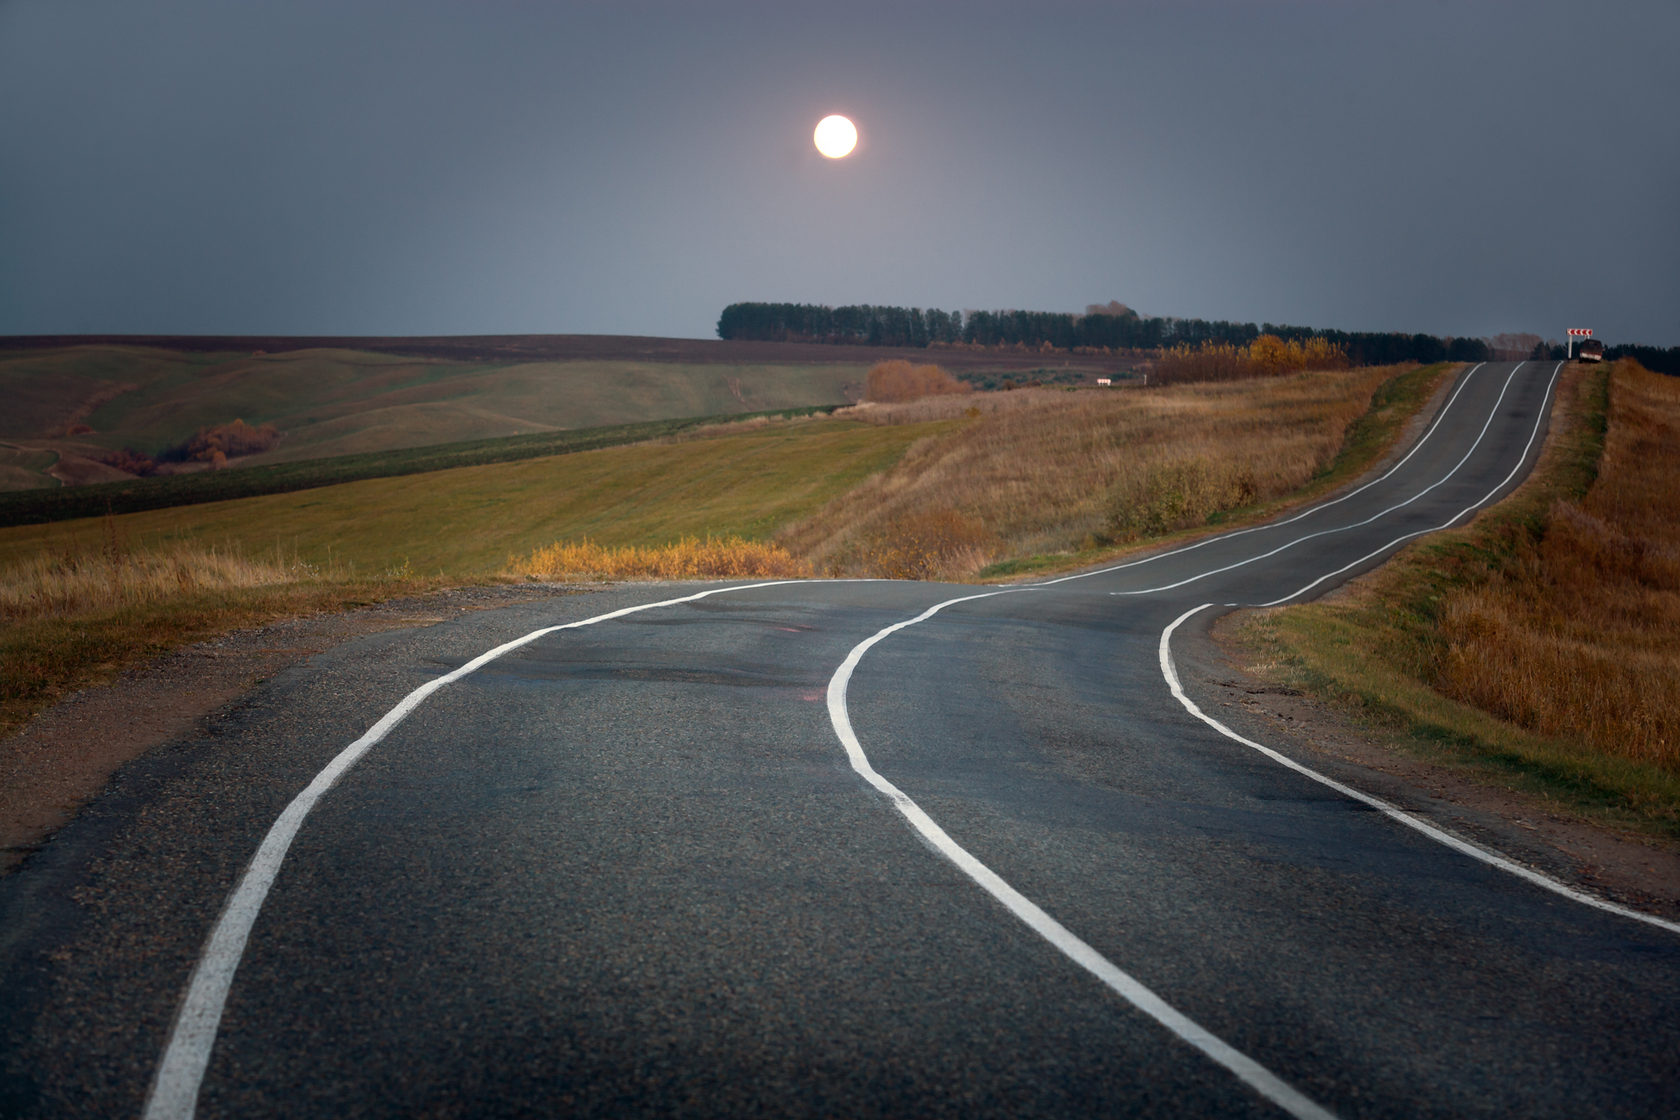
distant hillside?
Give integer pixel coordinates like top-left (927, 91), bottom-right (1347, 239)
top-left (0, 408), bottom-right (840, 528)
top-left (0, 332), bottom-right (1132, 371)
top-left (0, 339), bottom-right (876, 491)
top-left (0, 334), bottom-right (1130, 493)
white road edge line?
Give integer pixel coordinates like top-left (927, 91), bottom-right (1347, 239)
top-left (1027, 362), bottom-right (1488, 589)
top-left (142, 579), bottom-right (816, 1120)
top-left (1259, 361), bottom-right (1562, 607)
top-left (1159, 604), bottom-right (1680, 937)
top-left (1103, 362), bottom-right (1526, 598)
top-left (827, 592), bottom-right (1339, 1120)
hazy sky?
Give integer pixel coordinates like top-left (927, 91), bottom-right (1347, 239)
top-left (3, 0), bottom-right (1676, 346)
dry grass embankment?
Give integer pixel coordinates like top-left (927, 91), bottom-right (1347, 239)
top-left (0, 417), bottom-right (928, 734)
top-left (0, 523), bottom-right (420, 740)
top-left (501, 361), bottom-right (971, 583)
top-left (510, 537), bottom-right (812, 581)
top-left (4, 364), bottom-right (1445, 734)
top-left (781, 365), bottom-right (1424, 580)
top-left (1438, 361), bottom-right (1680, 772)
top-left (1243, 359), bottom-right (1680, 835)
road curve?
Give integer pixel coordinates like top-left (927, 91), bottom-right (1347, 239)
top-left (4, 361), bottom-right (1678, 1119)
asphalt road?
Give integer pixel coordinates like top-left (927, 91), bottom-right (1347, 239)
top-left (4, 361), bottom-right (1678, 1118)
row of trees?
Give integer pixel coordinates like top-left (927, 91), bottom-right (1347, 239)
top-left (716, 302), bottom-right (1495, 365)
top-left (715, 303), bottom-right (966, 348)
top-left (1604, 344), bottom-right (1680, 376)
top-left (1154, 336), bottom-right (1350, 384)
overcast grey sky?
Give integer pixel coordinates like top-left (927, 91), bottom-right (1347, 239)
top-left (2, 0), bottom-right (1676, 346)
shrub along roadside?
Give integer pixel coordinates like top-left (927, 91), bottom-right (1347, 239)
top-left (509, 537), bottom-right (812, 581)
top-left (1236, 360), bottom-right (1680, 838)
top-left (0, 539), bottom-right (429, 741)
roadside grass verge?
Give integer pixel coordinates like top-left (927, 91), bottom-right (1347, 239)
top-left (782, 364), bottom-right (1444, 580)
top-left (0, 365), bottom-right (1444, 742)
top-left (510, 537), bottom-right (812, 581)
top-left (0, 532), bottom-right (422, 740)
top-left (0, 419), bottom-right (931, 578)
top-left (1237, 359), bottom-right (1680, 837)
top-left (0, 418), bottom-right (927, 736)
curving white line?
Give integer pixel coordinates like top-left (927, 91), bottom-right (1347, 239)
top-left (1159, 604), bottom-right (1680, 937)
top-left (143, 579), bottom-right (819, 1120)
top-left (1150, 359), bottom-right (1680, 935)
top-left (827, 592), bottom-right (1338, 1120)
top-left (1103, 362), bottom-right (1530, 599)
top-left (1259, 361), bottom-right (1562, 607)
top-left (142, 359), bottom-right (1612, 1120)
top-left (1028, 362), bottom-right (1489, 589)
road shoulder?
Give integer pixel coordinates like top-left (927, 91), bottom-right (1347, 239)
top-left (0, 583), bottom-right (584, 875)
top-left (1174, 609), bottom-right (1680, 923)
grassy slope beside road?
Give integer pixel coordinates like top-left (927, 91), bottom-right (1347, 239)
top-left (1, 363), bottom-right (1446, 744)
top-left (776, 363), bottom-right (1444, 580)
top-left (0, 418), bottom-right (935, 738)
top-left (2, 361), bottom-right (1459, 874)
top-left (0, 419), bottom-right (930, 581)
top-left (0, 408), bottom-right (840, 527)
top-left (1238, 359), bottom-right (1680, 838)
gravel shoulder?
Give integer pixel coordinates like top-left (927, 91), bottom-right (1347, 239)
top-left (8, 578), bottom-right (1677, 921)
top-left (0, 584), bottom-right (584, 875)
top-left (1191, 611), bottom-right (1680, 923)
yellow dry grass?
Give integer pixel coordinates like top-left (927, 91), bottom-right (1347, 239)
top-left (1435, 360), bottom-right (1680, 771)
top-left (783, 368), bottom-right (1404, 578)
top-left (0, 530), bottom-right (417, 740)
top-left (1, 535), bottom-right (296, 622)
top-left (510, 537), bottom-right (813, 581)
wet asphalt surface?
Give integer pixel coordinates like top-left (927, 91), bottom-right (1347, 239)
top-left (3, 362), bottom-right (1677, 1118)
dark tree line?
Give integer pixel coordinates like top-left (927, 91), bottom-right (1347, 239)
top-left (716, 302), bottom-right (1498, 365)
top-left (715, 303), bottom-right (964, 347)
top-left (1605, 344), bottom-right (1680, 376)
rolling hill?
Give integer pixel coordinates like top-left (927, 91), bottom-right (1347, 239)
top-left (0, 334), bottom-right (1131, 493)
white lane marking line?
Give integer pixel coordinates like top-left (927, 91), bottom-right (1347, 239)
top-left (1159, 604), bottom-right (1680, 937)
top-left (827, 592), bottom-right (1338, 1120)
top-left (1260, 361), bottom-right (1563, 607)
top-left (1104, 362), bottom-right (1527, 598)
top-left (1028, 363), bottom-right (1488, 589)
top-left (143, 579), bottom-right (821, 1120)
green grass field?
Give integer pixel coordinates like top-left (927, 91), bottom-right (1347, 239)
top-left (0, 417), bottom-right (938, 578)
top-left (0, 360), bottom-right (1435, 745)
top-left (0, 407), bottom-right (841, 526)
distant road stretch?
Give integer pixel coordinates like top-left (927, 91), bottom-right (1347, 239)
top-left (5, 361), bottom-right (1678, 1119)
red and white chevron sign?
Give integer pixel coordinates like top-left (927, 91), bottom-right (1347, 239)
top-left (1567, 328), bottom-right (1593, 337)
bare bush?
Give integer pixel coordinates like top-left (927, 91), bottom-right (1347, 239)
top-left (864, 359), bottom-right (972, 403)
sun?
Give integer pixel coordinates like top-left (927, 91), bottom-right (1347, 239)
top-left (813, 114), bottom-right (858, 159)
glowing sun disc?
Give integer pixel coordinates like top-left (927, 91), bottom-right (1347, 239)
top-left (814, 114), bottom-right (858, 159)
